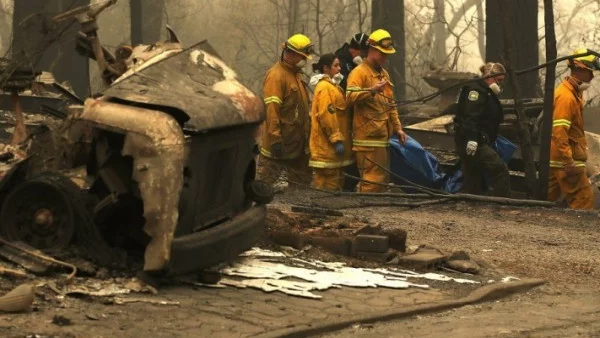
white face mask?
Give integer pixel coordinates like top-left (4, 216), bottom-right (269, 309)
top-left (579, 81), bottom-right (591, 91)
top-left (489, 82), bottom-right (502, 95)
top-left (332, 73), bottom-right (344, 85)
top-left (352, 56), bottom-right (363, 65)
top-left (296, 59), bottom-right (307, 68)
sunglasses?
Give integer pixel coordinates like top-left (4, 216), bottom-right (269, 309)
top-left (302, 45), bottom-right (315, 55)
top-left (288, 43), bottom-right (315, 55)
top-left (373, 38), bottom-right (394, 49)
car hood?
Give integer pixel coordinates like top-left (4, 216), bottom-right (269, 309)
top-left (101, 41), bottom-right (264, 133)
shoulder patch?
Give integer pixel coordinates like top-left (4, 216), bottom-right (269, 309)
top-left (467, 90), bottom-right (479, 101)
top-left (327, 104), bottom-right (335, 114)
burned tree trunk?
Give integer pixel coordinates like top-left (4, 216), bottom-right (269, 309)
top-left (130, 0), bottom-right (164, 45)
top-left (497, 1), bottom-right (537, 197)
top-left (371, 0), bottom-right (406, 100)
top-left (287, 0), bottom-right (309, 36)
top-left (433, 0), bottom-right (446, 66)
top-left (486, 0), bottom-right (538, 98)
top-left (536, 0), bottom-right (558, 200)
top-left (12, 0), bottom-right (90, 98)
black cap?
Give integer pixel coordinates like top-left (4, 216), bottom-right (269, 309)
top-left (350, 33), bottom-right (369, 50)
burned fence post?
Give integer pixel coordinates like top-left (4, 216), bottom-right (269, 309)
top-left (536, 0), bottom-right (558, 200)
top-left (497, 0), bottom-right (538, 197)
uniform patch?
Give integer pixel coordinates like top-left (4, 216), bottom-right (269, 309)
top-left (467, 90), bottom-right (479, 101)
top-left (327, 104), bottom-right (335, 114)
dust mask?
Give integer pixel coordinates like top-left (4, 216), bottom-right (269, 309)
top-left (352, 56), bottom-right (363, 65)
top-left (296, 59), bottom-right (307, 68)
top-left (579, 81), bottom-right (591, 91)
top-left (489, 82), bottom-right (502, 95)
top-left (332, 73), bottom-right (344, 85)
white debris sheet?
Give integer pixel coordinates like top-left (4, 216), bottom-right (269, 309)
top-left (204, 248), bottom-right (481, 299)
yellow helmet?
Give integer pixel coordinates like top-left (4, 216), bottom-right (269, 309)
top-left (569, 48), bottom-right (600, 71)
top-left (368, 29), bottom-right (396, 54)
top-left (284, 34), bottom-right (314, 59)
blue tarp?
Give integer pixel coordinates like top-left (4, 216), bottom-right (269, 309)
top-left (389, 135), bottom-right (517, 193)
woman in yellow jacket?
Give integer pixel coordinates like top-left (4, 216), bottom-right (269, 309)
top-left (308, 53), bottom-right (354, 191)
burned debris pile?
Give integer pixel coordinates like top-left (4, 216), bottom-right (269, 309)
top-left (0, 0), bottom-right (272, 288)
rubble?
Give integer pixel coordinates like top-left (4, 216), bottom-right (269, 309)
top-left (49, 277), bottom-right (158, 298)
top-left (0, 241), bottom-right (51, 275)
top-left (51, 315), bottom-right (72, 326)
top-left (397, 246), bottom-right (448, 269)
top-left (0, 0), bottom-right (270, 278)
top-left (0, 265), bottom-right (29, 279)
top-left (191, 247), bottom-right (488, 299)
top-left (266, 206), bottom-right (488, 272)
top-left (0, 284), bottom-right (35, 313)
top-left (112, 297), bottom-right (179, 306)
top-left (0, 238), bottom-right (77, 282)
top-left (445, 251), bottom-right (482, 274)
top-left (266, 207), bottom-right (409, 262)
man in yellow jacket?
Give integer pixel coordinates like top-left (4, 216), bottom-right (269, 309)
top-left (548, 49), bottom-right (599, 209)
top-left (346, 29), bottom-right (407, 192)
top-left (258, 34), bottom-right (314, 190)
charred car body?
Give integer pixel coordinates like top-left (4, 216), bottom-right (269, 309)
top-left (0, 0), bottom-right (271, 274)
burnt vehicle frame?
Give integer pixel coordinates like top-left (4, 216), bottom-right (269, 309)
top-left (0, 0), bottom-right (272, 275)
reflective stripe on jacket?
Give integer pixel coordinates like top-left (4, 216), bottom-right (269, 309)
top-left (260, 61), bottom-right (310, 159)
top-left (345, 60), bottom-right (402, 149)
top-left (550, 77), bottom-right (587, 168)
top-left (309, 77), bottom-right (354, 168)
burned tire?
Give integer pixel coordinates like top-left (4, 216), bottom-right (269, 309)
top-left (245, 180), bottom-right (273, 205)
top-left (0, 173), bottom-right (79, 251)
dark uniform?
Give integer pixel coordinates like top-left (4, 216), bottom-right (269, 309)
top-left (334, 43), bottom-right (356, 91)
top-left (453, 79), bottom-right (511, 197)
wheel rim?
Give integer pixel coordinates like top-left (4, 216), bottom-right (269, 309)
top-left (1, 181), bottom-right (75, 250)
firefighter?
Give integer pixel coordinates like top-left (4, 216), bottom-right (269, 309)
top-left (335, 33), bottom-right (370, 191)
top-left (453, 62), bottom-right (511, 197)
top-left (335, 32), bottom-right (370, 91)
top-left (346, 29), bottom-right (407, 193)
top-left (548, 49), bottom-right (599, 210)
top-left (308, 53), bottom-right (354, 191)
top-left (258, 34), bottom-right (314, 190)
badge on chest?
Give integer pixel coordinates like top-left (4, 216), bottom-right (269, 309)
top-left (468, 91), bottom-right (479, 101)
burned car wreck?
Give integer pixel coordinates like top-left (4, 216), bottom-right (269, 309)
top-left (0, 0), bottom-right (271, 275)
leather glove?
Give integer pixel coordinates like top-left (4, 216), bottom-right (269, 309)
top-left (334, 141), bottom-right (345, 155)
top-left (271, 142), bottom-right (284, 158)
top-left (466, 141), bottom-right (478, 156)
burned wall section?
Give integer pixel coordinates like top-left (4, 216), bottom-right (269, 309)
top-left (11, 0), bottom-right (90, 98)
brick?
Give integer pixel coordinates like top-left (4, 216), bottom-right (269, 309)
top-left (268, 230), bottom-right (305, 249)
top-left (380, 228), bottom-right (407, 252)
top-left (352, 225), bottom-right (376, 235)
top-left (352, 235), bottom-right (389, 253)
top-left (309, 237), bottom-right (352, 256)
top-left (354, 251), bottom-right (391, 263)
